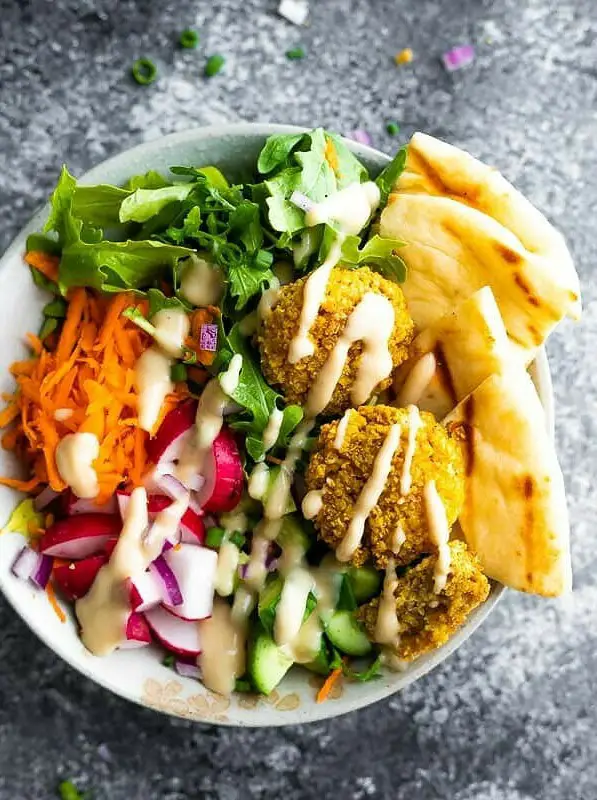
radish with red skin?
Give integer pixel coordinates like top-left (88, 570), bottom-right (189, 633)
top-left (62, 490), bottom-right (118, 516)
top-left (53, 555), bottom-right (108, 601)
top-left (129, 571), bottom-right (163, 612)
top-left (161, 544), bottom-right (217, 621)
top-left (196, 427), bottom-right (244, 513)
top-left (121, 612), bottom-right (152, 649)
top-left (39, 514), bottom-right (122, 559)
top-left (145, 606), bottom-right (202, 657)
top-left (147, 495), bottom-right (206, 545)
top-left (147, 399), bottom-right (197, 464)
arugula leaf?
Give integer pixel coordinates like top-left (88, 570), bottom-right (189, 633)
top-left (342, 655), bottom-right (383, 683)
top-left (124, 169), bottom-right (170, 190)
top-left (227, 261), bottom-right (274, 311)
top-left (375, 145), bottom-right (407, 205)
top-left (72, 183), bottom-right (130, 227)
top-left (341, 234), bottom-right (407, 283)
top-left (169, 165), bottom-right (230, 190)
top-left (59, 239), bottom-right (193, 293)
top-left (326, 132), bottom-right (369, 188)
top-left (228, 201), bottom-right (263, 252)
top-left (119, 184), bottom-right (193, 223)
top-left (257, 132), bottom-right (306, 174)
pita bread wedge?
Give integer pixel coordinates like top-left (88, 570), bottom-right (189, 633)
top-left (394, 286), bottom-right (511, 417)
top-left (379, 133), bottom-right (581, 363)
top-left (444, 368), bottom-right (571, 597)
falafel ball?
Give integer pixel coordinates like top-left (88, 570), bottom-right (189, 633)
top-left (258, 266), bottom-right (414, 416)
top-left (358, 541), bottom-right (490, 661)
top-left (305, 404), bottom-right (465, 568)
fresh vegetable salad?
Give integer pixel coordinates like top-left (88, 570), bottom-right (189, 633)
top-left (1, 129), bottom-right (578, 700)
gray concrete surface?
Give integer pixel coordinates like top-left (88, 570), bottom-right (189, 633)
top-left (0, 0), bottom-right (596, 798)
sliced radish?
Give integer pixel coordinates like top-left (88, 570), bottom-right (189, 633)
top-left (34, 486), bottom-right (61, 511)
top-left (152, 472), bottom-right (189, 502)
top-left (39, 514), bottom-right (122, 559)
top-left (162, 544), bottom-right (217, 621)
top-left (145, 606), bottom-right (202, 657)
top-left (196, 427), bottom-right (244, 513)
top-left (120, 612), bottom-right (152, 649)
top-left (63, 490), bottom-right (118, 516)
top-left (129, 571), bottom-right (163, 612)
top-left (147, 399), bottom-right (197, 465)
top-left (179, 506), bottom-right (205, 545)
top-left (149, 556), bottom-right (183, 607)
top-left (53, 555), bottom-right (107, 601)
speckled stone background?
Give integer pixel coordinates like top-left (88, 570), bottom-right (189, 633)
top-left (0, 0), bottom-right (595, 798)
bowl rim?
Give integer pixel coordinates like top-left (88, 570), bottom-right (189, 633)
top-left (0, 122), bottom-right (554, 726)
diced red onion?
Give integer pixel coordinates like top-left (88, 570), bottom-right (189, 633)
top-left (158, 430), bottom-right (192, 467)
top-left (149, 556), bottom-right (183, 607)
top-left (199, 323), bottom-right (218, 353)
top-left (290, 191), bottom-right (314, 212)
top-left (442, 44), bottom-right (475, 72)
top-left (33, 486), bottom-right (60, 511)
top-left (31, 554), bottom-right (54, 589)
top-left (152, 472), bottom-right (189, 503)
top-left (175, 659), bottom-right (202, 679)
top-left (278, 0), bottom-right (309, 25)
top-left (348, 129), bottom-right (372, 146)
top-left (11, 546), bottom-right (41, 581)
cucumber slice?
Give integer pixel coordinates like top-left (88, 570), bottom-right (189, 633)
top-left (348, 565), bottom-right (382, 603)
top-left (264, 467), bottom-right (296, 514)
top-left (278, 514), bottom-right (312, 555)
top-left (257, 575), bottom-right (284, 636)
top-left (248, 626), bottom-right (294, 695)
top-left (326, 610), bottom-right (372, 656)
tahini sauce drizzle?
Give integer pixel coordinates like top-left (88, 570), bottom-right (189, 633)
top-left (301, 489), bottom-right (323, 520)
top-left (214, 510), bottom-right (249, 598)
top-left (247, 462), bottom-right (270, 501)
top-left (288, 181), bottom-right (381, 365)
top-left (400, 405), bottom-right (421, 496)
top-left (55, 432), bottom-right (100, 499)
top-left (274, 568), bottom-right (314, 648)
top-left (375, 559), bottom-right (400, 645)
top-left (333, 409), bottom-right (353, 450)
top-left (391, 523), bottom-right (406, 554)
top-left (424, 480), bottom-right (452, 593)
top-left (336, 423), bottom-right (402, 562)
top-left (199, 597), bottom-right (246, 696)
top-left (305, 293), bottom-right (395, 416)
top-left (76, 487), bottom-right (188, 655)
top-left (396, 352), bottom-right (437, 408)
top-left (179, 254), bottom-right (224, 307)
top-left (136, 309), bottom-right (190, 433)
top-left (262, 405), bottom-right (284, 452)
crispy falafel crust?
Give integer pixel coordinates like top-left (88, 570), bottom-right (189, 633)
top-left (358, 541), bottom-right (490, 661)
top-left (258, 267), bottom-right (414, 415)
top-left (305, 405), bottom-right (465, 568)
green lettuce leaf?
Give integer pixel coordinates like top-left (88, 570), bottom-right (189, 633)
top-left (71, 184), bottom-right (130, 227)
top-left (119, 185), bottom-right (193, 224)
top-left (2, 499), bottom-right (44, 535)
top-left (326, 132), bottom-right (368, 188)
top-left (341, 234), bottom-right (407, 283)
top-left (375, 146), bottom-right (407, 205)
top-left (257, 132), bottom-right (306, 174)
top-left (124, 169), bottom-right (170, 191)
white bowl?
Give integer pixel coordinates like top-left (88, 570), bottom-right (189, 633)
top-left (0, 124), bottom-right (554, 726)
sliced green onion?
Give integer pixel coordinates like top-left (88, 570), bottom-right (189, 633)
top-left (170, 363), bottom-right (188, 383)
top-left (386, 121), bottom-right (400, 135)
top-left (205, 527), bottom-right (226, 548)
top-left (229, 531), bottom-right (246, 548)
top-left (162, 653), bottom-right (175, 668)
top-left (205, 54), bottom-right (225, 77)
top-left (286, 46), bottom-right (305, 60)
top-left (132, 58), bottom-right (158, 85)
top-left (39, 317), bottom-right (58, 341)
top-left (180, 29), bottom-right (199, 49)
top-left (57, 780), bottom-right (84, 800)
top-left (43, 298), bottom-right (67, 319)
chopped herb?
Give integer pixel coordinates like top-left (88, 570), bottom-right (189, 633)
top-left (286, 46), bottom-right (305, 60)
top-left (131, 58), bottom-right (158, 85)
top-left (235, 678), bottom-right (253, 693)
top-left (170, 363), bottom-right (188, 383)
top-left (205, 526), bottom-right (226, 549)
top-left (386, 121), bottom-right (400, 136)
top-left (342, 655), bottom-right (383, 683)
top-left (179, 28), bottom-right (199, 49)
top-left (162, 653), bottom-right (175, 668)
top-left (205, 54), bottom-right (225, 77)
top-left (229, 531), bottom-right (246, 548)
top-left (57, 780), bottom-right (84, 800)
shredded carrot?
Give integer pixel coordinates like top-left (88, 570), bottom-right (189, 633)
top-left (0, 403), bottom-right (20, 428)
top-left (46, 581), bottom-right (66, 623)
top-left (24, 251), bottom-right (60, 283)
top-left (316, 665), bottom-right (344, 703)
top-left (26, 333), bottom-right (43, 355)
top-left (266, 455), bottom-right (283, 466)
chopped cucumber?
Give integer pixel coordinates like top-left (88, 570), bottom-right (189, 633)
top-left (304, 640), bottom-right (333, 676)
top-left (264, 467), bottom-right (296, 514)
top-left (326, 610), bottom-right (372, 656)
top-left (278, 514), bottom-right (312, 555)
top-left (337, 573), bottom-right (357, 611)
top-left (258, 575), bottom-right (284, 636)
top-left (348, 565), bottom-right (382, 603)
top-left (248, 626), bottom-right (294, 695)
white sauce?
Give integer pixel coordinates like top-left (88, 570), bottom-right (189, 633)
top-left (305, 293), bottom-right (395, 417)
top-left (274, 567), bottom-right (314, 647)
top-left (231, 586), bottom-right (255, 625)
top-left (55, 432), bottom-right (100, 499)
top-left (76, 487), bottom-right (188, 656)
top-left (136, 309), bottom-right (189, 433)
top-left (179, 253), bottom-right (224, 307)
top-left (248, 462), bottom-right (270, 501)
top-left (400, 405), bottom-right (421, 496)
top-left (289, 181), bottom-right (381, 365)
top-left (214, 541), bottom-right (240, 597)
top-left (396, 352), bottom-right (437, 408)
top-left (375, 559), bottom-right (400, 645)
top-left (391, 522), bottom-right (406, 554)
top-left (199, 597), bottom-right (246, 696)
top-left (336, 423), bottom-right (402, 562)
top-left (244, 535), bottom-right (271, 592)
top-left (54, 408), bottom-right (73, 422)
top-left (262, 406), bottom-right (284, 452)
top-left (333, 409), bottom-right (353, 450)
top-left (424, 480), bottom-right (452, 594)
top-left (302, 489), bottom-right (323, 520)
